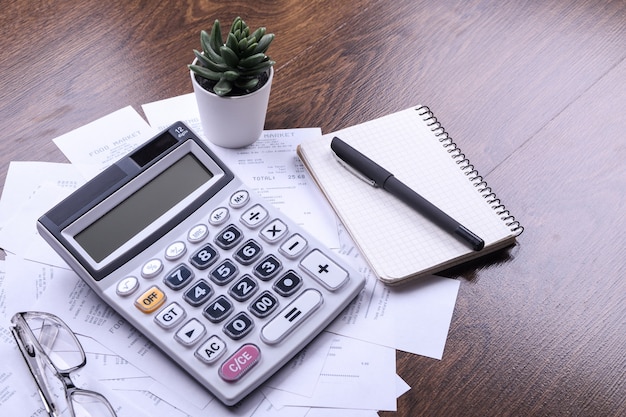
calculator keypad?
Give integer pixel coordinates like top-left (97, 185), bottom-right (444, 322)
top-left (117, 188), bottom-right (360, 403)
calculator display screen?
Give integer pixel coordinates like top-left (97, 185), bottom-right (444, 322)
top-left (75, 153), bottom-right (213, 263)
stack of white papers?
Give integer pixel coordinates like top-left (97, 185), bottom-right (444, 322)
top-left (0, 95), bottom-right (460, 417)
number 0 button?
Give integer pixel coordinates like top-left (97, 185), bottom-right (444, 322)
top-left (224, 312), bottom-right (255, 340)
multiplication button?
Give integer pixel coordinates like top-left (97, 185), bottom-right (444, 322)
top-left (260, 219), bottom-right (288, 243)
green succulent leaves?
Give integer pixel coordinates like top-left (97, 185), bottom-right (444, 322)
top-left (189, 17), bottom-right (275, 96)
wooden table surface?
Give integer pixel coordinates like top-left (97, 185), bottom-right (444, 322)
top-left (1, 1), bottom-right (624, 416)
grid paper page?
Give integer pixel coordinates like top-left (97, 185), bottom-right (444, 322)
top-left (298, 106), bottom-right (517, 283)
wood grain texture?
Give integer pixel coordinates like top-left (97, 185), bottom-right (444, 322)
top-left (1, 1), bottom-right (625, 416)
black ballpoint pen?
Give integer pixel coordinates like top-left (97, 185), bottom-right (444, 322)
top-left (330, 136), bottom-right (485, 251)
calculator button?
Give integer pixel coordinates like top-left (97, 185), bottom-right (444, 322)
top-left (260, 219), bottom-right (288, 243)
top-left (253, 254), bottom-right (282, 281)
top-left (240, 204), bottom-right (269, 228)
top-left (234, 239), bottom-right (263, 265)
top-left (203, 295), bottom-right (234, 323)
top-left (209, 207), bottom-right (230, 225)
top-left (155, 302), bottom-right (186, 329)
top-left (134, 286), bottom-right (167, 314)
top-left (141, 259), bottom-right (163, 278)
top-left (210, 259), bottom-right (239, 285)
top-left (165, 241), bottom-right (186, 260)
top-left (215, 224), bottom-right (243, 249)
top-left (229, 190), bottom-right (249, 208)
top-left (273, 270), bottom-right (303, 297)
top-left (175, 319), bottom-right (206, 346)
top-left (260, 289), bottom-right (323, 345)
top-left (164, 264), bottom-right (194, 290)
top-left (229, 275), bottom-right (259, 302)
top-left (116, 276), bottom-right (139, 296)
top-left (279, 234), bottom-right (308, 258)
top-left (248, 291), bottom-right (279, 318)
top-left (224, 312), bottom-right (255, 340)
top-left (187, 224), bottom-right (209, 243)
top-left (300, 250), bottom-right (349, 291)
top-left (190, 243), bottom-right (219, 270)
top-left (195, 335), bottom-right (227, 364)
top-left (219, 344), bottom-right (261, 382)
top-left (184, 279), bottom-right (213, 306)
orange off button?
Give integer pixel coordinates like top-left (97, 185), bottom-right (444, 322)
top-left (134, 286), bottom-right (166, 313)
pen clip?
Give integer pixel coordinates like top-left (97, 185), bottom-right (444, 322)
top-left (332, 151), bottom-right (378, 187)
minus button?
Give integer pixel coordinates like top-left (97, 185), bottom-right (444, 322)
top-left (279, 233), bottom-right (308, 258)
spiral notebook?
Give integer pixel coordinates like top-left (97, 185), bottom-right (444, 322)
top-left (297, 105), bottom-right (523, 285)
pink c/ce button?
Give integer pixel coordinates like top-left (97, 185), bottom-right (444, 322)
top-left (219, 344), bottom-right (261, 382)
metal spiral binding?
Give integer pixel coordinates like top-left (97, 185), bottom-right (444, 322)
top-left (415, 106), bottom-right (524, 235)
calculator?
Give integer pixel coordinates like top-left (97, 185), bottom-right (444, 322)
top-left (37, 122), bottom-right (365, 405)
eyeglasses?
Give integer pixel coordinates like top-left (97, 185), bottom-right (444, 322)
top-left (10, 311), bottom-right (117, 417)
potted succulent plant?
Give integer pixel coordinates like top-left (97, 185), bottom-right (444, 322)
top-left (189, 17), bottom-right (275, 148)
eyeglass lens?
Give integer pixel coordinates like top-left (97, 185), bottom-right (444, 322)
top-left (15, 313), bottom-right (117, 417)
top-left (25, 314), bottom-right (84, 372)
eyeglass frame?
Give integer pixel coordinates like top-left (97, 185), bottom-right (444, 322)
top-left (10, 311), bottom-right (117, 417)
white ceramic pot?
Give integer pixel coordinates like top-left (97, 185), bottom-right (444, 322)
top-left (190, 64), bottom-right (273, 148)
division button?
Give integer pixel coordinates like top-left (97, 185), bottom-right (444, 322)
top-left (240, 204), bottom-right (269, 228)
top-left (260, 289), bottom-right (323, 345)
